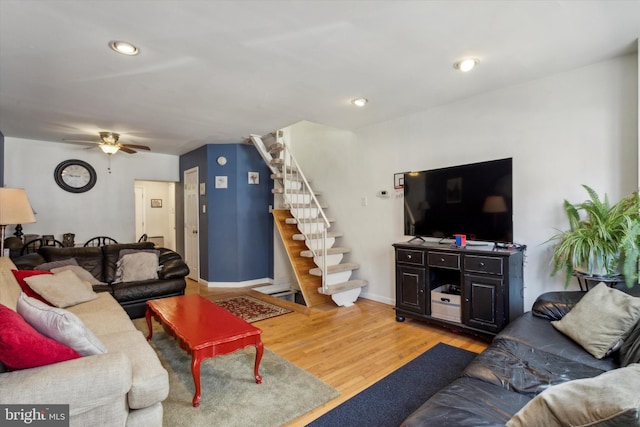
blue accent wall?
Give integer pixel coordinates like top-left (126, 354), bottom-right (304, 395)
top-left (180, 143), bottom-right (273, 283)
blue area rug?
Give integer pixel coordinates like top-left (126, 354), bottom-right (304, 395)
top-left (307, 343), bottom-right (476, 427)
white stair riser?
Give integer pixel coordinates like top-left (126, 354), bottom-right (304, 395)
top-left (313, 254), bottom-right (344, 267)
top-left (291, 207), bottom-right (319, 218)
top-left (283, 180), bottom-right (303, 190)
top-left (297, 222), bottom-right (327, 234)
top-left (306, 237), bottom-right (335, 251)
top-left (284, 193), bottom-right (312, 205)
top-left (331, 288), bottom-right (361, 307)
top-left (324, 270), bottom-right (352, 285)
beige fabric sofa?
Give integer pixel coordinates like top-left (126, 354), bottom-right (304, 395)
top-left (0, 257), bottom-right (169, 427)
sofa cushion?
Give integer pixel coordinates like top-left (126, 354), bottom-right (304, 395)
top-left (37, 257), bottom-right (79, 271)
top-left (506, 364), bottom-right (640, 427)
top-left (0, 304), bottom-right (81, 370)
top-left (17, 293), bottom-right (107, 356)
top-left (462, 338), bottom-right (607, 396)
top-left (39, 246), bottom-right (104, 282)
top-left (551, 283), bottom-right (640, 359)
top-left (400, 376), bottom-right (532, 427)
top-left (24, 270), bottom-right (98, 308)
top-left (51, 264), bottom-right (103, 286)
top-left (11, 269), bottom-right (53, 305)
top-left (497, 312), bottom-right (618, 372)
top-left (620, 320), bottom-right (640, 367)
top-left (99, 330), bottom-right (169, 409)
top-left (114, 252), bottom-right (159, 283)
top-left (0, 270), bottom-right (22, 312)
top-left (531, 291), bottom-right (585, 321)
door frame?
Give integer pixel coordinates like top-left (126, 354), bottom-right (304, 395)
top-left (183, 167), bottom-right (200, 282)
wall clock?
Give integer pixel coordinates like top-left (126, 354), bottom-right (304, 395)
top-left (216, 156), bottom-right (227, 166)
top-left (54, 159), bottom-right (97, 193)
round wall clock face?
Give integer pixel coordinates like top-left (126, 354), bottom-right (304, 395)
top-left (54, 159), bottom-right (97, 193)
top-left (216, 156), bottom-right (227, 166)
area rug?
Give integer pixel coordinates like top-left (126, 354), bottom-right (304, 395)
top-left (213, 295), bottom-right (292, 323)
top-left (132, 319), bottom-right (339, 427)
top-left (307, 343), bottom-right (476, 427)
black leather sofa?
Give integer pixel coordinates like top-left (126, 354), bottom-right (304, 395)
top-left (401, 285), bottom-right (640, 426)
top-left (14, 242), bottom-right (189, 318)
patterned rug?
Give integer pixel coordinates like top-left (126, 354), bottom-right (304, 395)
top-left (213, 295), bottom-right (292, 323)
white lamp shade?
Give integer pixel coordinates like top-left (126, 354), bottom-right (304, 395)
top-left (0, 188), bottom-right (37, 225)
top-left (99, 144), bottom-right (120, 154)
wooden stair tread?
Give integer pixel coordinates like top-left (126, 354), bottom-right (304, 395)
top-left (284, 203), bottom-right (328, 209)
top-left (300, 247), bottom-right (351, 257)
top-left (318, 279), bottom-right (368, 295)
top-left (272, 188), bottom-right (321, 196)
top-left (293, 231), bottom-right (343, 240)
top-left (309, 262), bottom-right (360, 276)
top-left (285, 217), bottom-right (335, 224)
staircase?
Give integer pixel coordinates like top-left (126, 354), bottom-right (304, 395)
top-left (250, 131), bottom-right (367, 307)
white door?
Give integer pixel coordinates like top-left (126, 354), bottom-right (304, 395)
top-left (184, 168), bottom-right (200, 281)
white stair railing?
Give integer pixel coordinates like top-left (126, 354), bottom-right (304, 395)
top-left (250, 132), bottom-right (331, 291)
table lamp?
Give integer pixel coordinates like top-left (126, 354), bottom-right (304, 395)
top-left (0, 188), bottom-right (36, 257)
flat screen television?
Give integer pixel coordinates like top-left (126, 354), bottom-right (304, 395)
top-left (404, 158), bottom-right (513, 243)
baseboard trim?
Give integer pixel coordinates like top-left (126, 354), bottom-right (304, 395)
top-left (204, 277), bottom-right (274, 288)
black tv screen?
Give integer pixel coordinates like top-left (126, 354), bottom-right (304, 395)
top-left (404, 158), bottom-right (513, 243)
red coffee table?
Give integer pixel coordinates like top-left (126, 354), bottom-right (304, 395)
top-left (145, 294), bottom-right (263, 407)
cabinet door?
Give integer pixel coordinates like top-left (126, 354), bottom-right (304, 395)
top-left (396, 265), bottom-right (427, 315)
top-left (463, 274), bottom-right (504, 332)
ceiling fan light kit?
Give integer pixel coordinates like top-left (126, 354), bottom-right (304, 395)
top-left (99, 144), bottom-right (120, 155)
top-left (63, 131), bottom-right (151, 154)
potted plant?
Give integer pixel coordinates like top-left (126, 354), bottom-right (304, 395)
top-left (549, 185), bottom-right (640, 288)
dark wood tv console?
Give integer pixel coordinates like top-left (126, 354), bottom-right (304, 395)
top-left (393, 241), bottom-right (524, 341)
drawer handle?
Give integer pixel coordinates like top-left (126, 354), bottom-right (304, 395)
top-left (407, 254), bottom-right (412, 259)
top-left (440, 258), bottom-right (445, 262)
top-left (479, 262), bottom-right (485, 267)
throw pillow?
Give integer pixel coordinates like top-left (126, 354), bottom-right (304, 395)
top-left (11, 269), bottom-right (53, 305)
top-left (506, 364), bottom-right (640, 427)
top-left (37, 258), bottom-right (79, 271)
top-left (23, 270), bottom-right (98, 308)
top-left (551, 283), bottom-right (640, 359)
top-left (51, 265), bottom-right (102, 286)
top-left (16, 293), bottom-right (107, 356)
top-left (0, 304), bottom-right (80, 370)
top-left (114, 252), bottom-right (159, 283)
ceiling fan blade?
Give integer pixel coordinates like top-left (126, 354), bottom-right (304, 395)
top-left (119, 146), bottom-right (137, 154)
top-left (62, 139), bottom-right (100, 145)
top-left (121, 144), bottom-right (150, 151)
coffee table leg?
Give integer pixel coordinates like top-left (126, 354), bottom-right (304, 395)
top-left (254, 340), bottom-right (264, 384)
top-left (191, 352), bottom-right (203, 407)
top-left (145, 308), bottom-right (153, 340)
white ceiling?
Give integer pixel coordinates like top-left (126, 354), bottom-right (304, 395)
top-left (0, 0), bottom-right (639, 155)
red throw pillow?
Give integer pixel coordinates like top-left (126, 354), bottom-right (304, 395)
top-left (11, 269), bottom-right (53, 305)
top-left (0, 304), bottom-right (81, 370)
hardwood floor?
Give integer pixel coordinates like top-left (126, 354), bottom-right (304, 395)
top-left (187, 279), bottom-right (488, 426)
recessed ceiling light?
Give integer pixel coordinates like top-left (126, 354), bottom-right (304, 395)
top-left (109, 40), bottom-right (139, 56)
top-left (454, 58), bottom-right (479, 72)
top-left (351, 98), bottom-right (368, 107)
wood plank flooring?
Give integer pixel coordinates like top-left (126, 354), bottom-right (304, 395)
top-left (188, 279), bottom-right (488, 426)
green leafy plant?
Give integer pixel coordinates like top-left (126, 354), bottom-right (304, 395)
top-left (549, 185), bottom-right (640, 288)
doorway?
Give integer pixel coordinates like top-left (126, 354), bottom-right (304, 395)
top-left (134, 180), bottom-right (176, 250)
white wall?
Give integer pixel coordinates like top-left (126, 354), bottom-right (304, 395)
top-left (288, 54), bottom-right (639, 310)
top-left (4, 138), bottom-right (179, 245)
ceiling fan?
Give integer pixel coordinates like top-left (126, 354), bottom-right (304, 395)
top-left (63, 132), bottom-right (151, 154)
